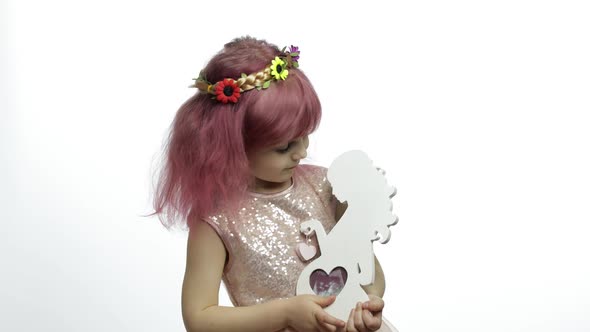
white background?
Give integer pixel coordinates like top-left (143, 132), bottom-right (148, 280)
top-left (2, 0), bottom-right (589, 331)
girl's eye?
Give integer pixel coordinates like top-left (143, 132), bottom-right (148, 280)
top-left (276, 142), bottom-right (296, 153)
top-left (275, 136), bottom-right (308, 154)
top-left (276, 142), bottom-right (294, 153)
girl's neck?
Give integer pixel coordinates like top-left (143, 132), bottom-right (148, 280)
top-left (251, 177), bottom-right (293, 194)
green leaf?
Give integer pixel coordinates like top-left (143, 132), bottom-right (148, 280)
top-left (263, 80), bottom-right (271, 89)
top-left (257, 86), bottom-right (262, 91)
top-left (293, 62), bottom-right (299, 68)
top-left (281, 46), bottom-right (286, 53)
top-left (290, 52), bottom-right (299, 56)
top-left (241, 73), bottom-right (247, 79)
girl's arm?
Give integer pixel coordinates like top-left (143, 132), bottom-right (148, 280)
top-left (361, 256), bottom-right (385, 298)
top-left (355, 257), bottom-right (386, 331)
top-left (181, 221), bottom-right (345, 332)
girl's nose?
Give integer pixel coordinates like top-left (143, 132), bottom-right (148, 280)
top-left (293, 145), bottom-right (307, 160)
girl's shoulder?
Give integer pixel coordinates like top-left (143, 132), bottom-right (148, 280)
top-left (298, 163), bottom-right (328, 177)
top-left (296, 164), bottom-right (331, 190)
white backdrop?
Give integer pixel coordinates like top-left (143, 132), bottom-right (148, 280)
top-left (2, 0), bottom-right (589, 331)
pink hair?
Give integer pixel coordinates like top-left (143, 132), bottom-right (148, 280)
top-left (148, 37), bottom-right (322, 230)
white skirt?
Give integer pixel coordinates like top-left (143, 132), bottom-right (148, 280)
top-left (378, 317), bottom-right (399, 332)
top-left (282, 317), bottom-right (398, 331)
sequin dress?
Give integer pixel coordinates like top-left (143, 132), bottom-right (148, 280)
top-left (204, 164), bottom-right (336, 305)
top-left (204, 164), bottom-right (398, 332)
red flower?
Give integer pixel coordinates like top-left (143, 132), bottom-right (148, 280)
top-left (214, 79), bottom-right (241, 103)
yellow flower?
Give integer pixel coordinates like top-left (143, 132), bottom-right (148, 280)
top-left (270, 56), bottom-right (289, 80)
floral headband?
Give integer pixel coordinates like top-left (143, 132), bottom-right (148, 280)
top-left (190, 46), bottom-right (300, 104)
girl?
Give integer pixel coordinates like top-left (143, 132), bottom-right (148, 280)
top-left (151, 36), bottom-right (394, 332)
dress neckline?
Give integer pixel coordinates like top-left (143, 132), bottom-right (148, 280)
top-left (248, 171), bottom-right (297, 198)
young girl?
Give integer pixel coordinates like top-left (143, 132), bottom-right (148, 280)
top-left (151, 36), bottom-right (395, 332)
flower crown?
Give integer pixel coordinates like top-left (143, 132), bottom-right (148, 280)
top-left (190, 46), bottom-right (300, 104)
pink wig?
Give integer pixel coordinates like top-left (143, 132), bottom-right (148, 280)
top-left (149, 37), bottom-right (322, 230)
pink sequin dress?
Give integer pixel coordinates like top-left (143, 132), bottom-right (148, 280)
top-left (204, 164), bottom-right (398, 332)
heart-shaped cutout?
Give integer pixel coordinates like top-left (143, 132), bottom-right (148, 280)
top-left (309, 267), bottom-right (348, 296)
top-left (296, 243), bottom-right (317, 261)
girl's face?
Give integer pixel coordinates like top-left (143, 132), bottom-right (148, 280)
top-left (248, 135), bottom-right (309, 193)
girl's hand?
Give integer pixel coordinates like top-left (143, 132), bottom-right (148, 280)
top-left (285, 295), bottom-right (347, 332)
top-left (345, 295), bottom-right (384, 332)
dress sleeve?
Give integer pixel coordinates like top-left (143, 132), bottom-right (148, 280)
top-left (299, 164), bottom-right (339, 221)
